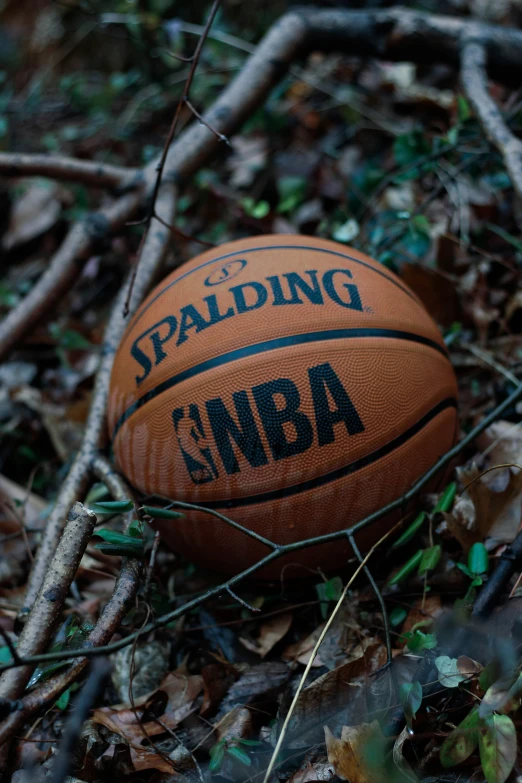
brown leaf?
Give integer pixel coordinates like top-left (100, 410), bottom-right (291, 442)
top-left (401, 596), bottom-right (442, 637)
top-left (216, 706), bottom-right (253, 742)
top-left (457, 656), bottom-right (483, 677)
top-left (288, 759), bottom-right (335, 783)
top-left (283, 644), bottom-right (387, 747)
top-left (392, 726), bottom-right (418, 782)
top-left (92, 672), bottom-right (203, 745)
top-left (283, 622), bottom-right (326, 667)
top-left (219, 661), bottom-right (288, 715)
top-left (325, 722), bottom-right (388, 783)
top-left (240, 612), bottom-right (293, 658)
top-left (201, 662), bottom-right (238, 716)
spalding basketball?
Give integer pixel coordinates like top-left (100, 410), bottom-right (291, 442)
top-left (108, 235), bottom-right (458, 577)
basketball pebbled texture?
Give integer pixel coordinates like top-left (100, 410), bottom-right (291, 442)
top-left (108, 235), bottom-right (458, 577)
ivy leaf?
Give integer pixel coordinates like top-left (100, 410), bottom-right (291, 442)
top-left (227, 744), bottom-right (252, 766)
top-left (386, 549), bottom-right (423, 587)
top-left (468, 542), bottom-right (489, 576)
top-left (418, 545), bottom-right (441, 576)
top-left (399, 681), bottom-right (422, 730)
top-left (55, 687), bottom-right (71, 711)
top-left (433, 482), bottom-right (457, 514)
top-left (389, 606), bottom-right (407, 627)
top-left (440, 706), bottom-right (479, 767)
top-left (209, 740), bottom-right (226, 773)
top-left (141, 505), bottom-right (184, 519)
top-left (478, 714), bottom-right (516, 783)
top-left (90, 500), bottom-right (133, 513)
top-left (392, 512), bottom-right (426, 548)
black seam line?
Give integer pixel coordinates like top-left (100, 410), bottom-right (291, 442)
top-left (197, 397), bottom-right (458, 510)
top-left (112, 328), bottom-right (450, 440)
top-left (126, 243), bottom-right (421, 335)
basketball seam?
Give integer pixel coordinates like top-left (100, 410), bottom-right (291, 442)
top-left (111, 328), bottom-right (452, 439)
top-left (125, 243), bottom-right (424, 336)
top-left (188, 397), bottom-right (458, 508)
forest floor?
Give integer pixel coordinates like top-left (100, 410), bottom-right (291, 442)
top-left (0, 1), bottom-right (522, 782)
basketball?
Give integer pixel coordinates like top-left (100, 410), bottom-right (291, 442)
top-left (108, 235), bottom-right (458, 577)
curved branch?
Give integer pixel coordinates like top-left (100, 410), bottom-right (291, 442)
top-left (461, 39), bottom-right (522, 201)
top-left (0, 153), bottom-right (141, 190)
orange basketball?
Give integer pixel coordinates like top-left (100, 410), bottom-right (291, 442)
top-left (108, 235), bottom-right (458, 577)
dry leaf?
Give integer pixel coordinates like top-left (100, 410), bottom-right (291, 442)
top-left (401, 596), bottom-right (442, 637)
top-left (3, 179), bottom-right (62, 250)
top-left (240, 612), bottom-right (292, 658)
top-left (288, 759), bottom-right (335, 783)
top-left (325, 722), bottom-right (388, 783)
top-left (219, 661), bottom-right (288, 715)
top-left (283, 622), bottom-right (326, 667)
top-left (283, 644), bottom-right (387, 747)
top-left (216, 706), bottom-right (252, 741)
top-left (92, 671), bottom-right (203, 745)
top-left (392, 726), bottom-right (418, 782)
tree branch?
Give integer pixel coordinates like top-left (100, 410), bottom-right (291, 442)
top-left (0, 153), bottom-right (140, 190)
top-left (461, 39), bottom-right (522, 201)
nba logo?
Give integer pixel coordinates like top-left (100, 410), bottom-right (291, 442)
top-left (172, 404), bottom-right (219, 484)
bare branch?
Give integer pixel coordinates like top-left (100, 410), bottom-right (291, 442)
top-left (0, 503), bottom-right (97, 701)
top-left (0, 189), bottom-right (142, 361)
top-left (461, 39), bottom-right (522, 201)
top-left (0, 152), bottom-right (140, 190)
top-left (21, 183), bottom-right (177, 616)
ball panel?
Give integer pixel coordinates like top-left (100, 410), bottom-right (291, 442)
top-left (113, 339), bottom-right (457, 501)
top-left (150, 404), bottom-right (457, 577)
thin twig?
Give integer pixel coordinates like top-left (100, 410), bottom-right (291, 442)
top-left (226, 587), bottom-right (261, 613)
top-left (262, 523), bottom-right (397, 783)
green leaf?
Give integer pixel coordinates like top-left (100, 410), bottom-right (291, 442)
top-left (227, 744), bottom-right (252, 766)
top-left (480, 662), bottom-right (500, 693)
top-left (418, 544), bottom-right (442, 576)
top-left (91, 500), bottom-right (134, 513)
top-left (94, 541), bottom-right (144, 557)
top-left (440, 706), bottom-right (479, 767)
top-left (392, 512), bottom-right (427, 549)
top-left (141, 505), bottom-right (184, 519)
top-left (276, 176), bottom-right (307, 213)
top-left (316, 576), bottom-right (343, 603)
top-left (386, 549), bottom-right (424, 587)
top-left (55, 688), bottom-right (71, 711)
top-left (468, 543), bottom-right (489, 576)
top-left (399, 681), bottom-right (422, 730)
top-left (433, 482), bottom-right (457, 514)
top-left (456, 562), bottom-right (473, 579)
top-left (457, 95), bottom-right (471, 122)
top-left (479, 714), bottom-right (516, 783)
top-left (93, 528), bottom-right (140, 546)
top-left (393, 130), bottom-right (430, 174)
top-left (401, 625), bottom-right (438, 652)
top-left (389, 606), bottom-right (407, 627)
top-left (209, 741), bottom-right (226, 773)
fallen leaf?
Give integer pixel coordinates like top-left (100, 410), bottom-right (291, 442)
top-left (392, 726), bottom-right (418, 782)
top-left (219, 661), bottom-right (288, 716)
top-left (201, 662), bottom-right (238, 716)
top-left (240, 612), bottom-right (292, 658)
top-left (288, 759), bottom-right (335, 783)
top-left (478, 713), bottom-right (516, 783)
top-left (216, 706), bottom-right (252, 742)
top-left (400, 596), bottom-right (442, 637)
top-left (92, 671), bottom-right (203, 745)
top-left (282, 644), bottom-right (387, 747)
top-left (325, 722), bottom-right (388, 782)
top-left (3, 178), bottom-right (62, 250)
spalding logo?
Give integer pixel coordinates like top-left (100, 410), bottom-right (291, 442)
top-left (204, 259), bottom-right (247, 286)
top-left (172, 361), bottom-right (364, 483)
top-left (131, 268), bottom-right (364, 385)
